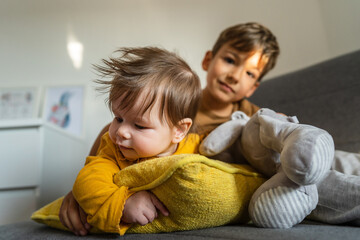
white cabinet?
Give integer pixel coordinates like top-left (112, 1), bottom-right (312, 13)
top-left (0, 119), bottom-right (42, 225)
top-left (0, 121), bottom-right (42, 189)
top-left (38, 124), bottom-right (87, 207)
top-left (0, 120), bottom-right (87, 225)
top-left (0, 189), bottom-right (37, 226)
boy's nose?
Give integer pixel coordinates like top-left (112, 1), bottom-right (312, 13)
top-left (227, 67), bottom-right (243, 83)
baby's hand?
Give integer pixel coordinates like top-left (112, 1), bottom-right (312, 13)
top-left (59, 191), bottom-right (92, 236)
top-left (122, 190), bottom-right (169, 225)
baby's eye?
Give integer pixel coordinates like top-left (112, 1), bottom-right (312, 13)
top-left (115, 117), bottom-right (123, 123)
top-left (224, 57), bottom-right (235, 65)
top-left (135, 124), bottom-right (147, 130)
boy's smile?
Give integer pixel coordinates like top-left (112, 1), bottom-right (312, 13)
top-left (218, 80), bottom-right (235, 93)
top-left (202, 43), bottom-right (265, 105)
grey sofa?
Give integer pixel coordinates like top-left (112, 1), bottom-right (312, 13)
top-left (1, 50), bottom-right (359, 240)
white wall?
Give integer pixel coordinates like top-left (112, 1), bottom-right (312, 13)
top-left (319, 0), bottom-right (360, 57)
top-left (1, 0), bottom-right (359, 163)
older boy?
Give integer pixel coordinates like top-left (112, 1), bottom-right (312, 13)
top-left (196, 22), bottom-right (279, 135)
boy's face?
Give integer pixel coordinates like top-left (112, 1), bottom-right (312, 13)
top-left (108, 92), bottom-right (182, 160)
top-left (202, 43), bottom-right (266, 104)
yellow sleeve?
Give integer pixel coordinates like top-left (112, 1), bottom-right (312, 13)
top-left (72, 133), bottom-right (132, 234)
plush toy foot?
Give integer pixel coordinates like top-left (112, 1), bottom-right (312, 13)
top-left (249, 167), bottom-right (318, 228)
top-left (258, 109), bottom-right (335, 185)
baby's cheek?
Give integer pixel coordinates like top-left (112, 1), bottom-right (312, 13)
top-left (108, 131), bottom-right (117, 144)
top-left (108, 123), bottom-right (118, 142)
top-left (135, 138), bottom-right (161, 156)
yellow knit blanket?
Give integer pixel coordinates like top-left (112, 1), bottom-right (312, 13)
top-left (32, 154), bottom-right (265, 234)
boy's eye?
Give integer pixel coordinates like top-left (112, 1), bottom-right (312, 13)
top-left (224, 57), bottom-right (235, 64)
top-left (247, 71), bottom-right (256, 79)
top-left (115, 117), bottom-right (123, 123)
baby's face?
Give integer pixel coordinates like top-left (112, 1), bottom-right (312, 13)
top-left (203, 43), bottom-right (266, 104)
top-left (108, 93), bottom-right (178, 160)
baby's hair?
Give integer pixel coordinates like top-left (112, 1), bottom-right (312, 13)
top-left (212, 22), bottom-right (280, 81)
top-left (94, 47), bottom-right (201, 131)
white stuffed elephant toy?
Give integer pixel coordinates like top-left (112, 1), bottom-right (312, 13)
top-left (199, 108), bottom-right (335, 228)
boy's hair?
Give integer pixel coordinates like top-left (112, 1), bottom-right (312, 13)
top-left (212, 22), bottom-right (280, 81)
top-left (95, 47), bottom-right (201, 131)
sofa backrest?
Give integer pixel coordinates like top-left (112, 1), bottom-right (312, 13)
top-left (249, 50), bottom-right (360, 153)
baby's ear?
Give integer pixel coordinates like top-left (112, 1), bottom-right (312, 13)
top-left (172, 118), bottom-right (193, 143)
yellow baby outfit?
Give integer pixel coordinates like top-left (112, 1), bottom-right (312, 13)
top-left (72, 132), bottom-right (202, 235)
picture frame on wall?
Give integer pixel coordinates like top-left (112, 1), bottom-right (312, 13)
top-left (42, 85), bottom-right (84, 137)
top-left (0, 87), bottom-right (41, 121)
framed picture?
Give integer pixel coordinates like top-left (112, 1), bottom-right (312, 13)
top-left (42, 85), bottom-right (84, 137)
top-left (0, 87), bottom-right (41, 120)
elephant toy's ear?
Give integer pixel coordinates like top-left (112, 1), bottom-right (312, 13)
top-left (199, 111), bottom-right (249, 156)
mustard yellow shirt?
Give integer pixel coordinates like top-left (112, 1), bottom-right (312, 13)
top-left (72, 132), bottom-right (201, 234)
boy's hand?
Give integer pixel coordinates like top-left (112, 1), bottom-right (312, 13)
top-left (122, 190), bottom-right (169, 225)
top-left (59, 191), bottom-right (92, 236)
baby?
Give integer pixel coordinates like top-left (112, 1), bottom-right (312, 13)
top-left (72, 47), bottom-right (202, 234)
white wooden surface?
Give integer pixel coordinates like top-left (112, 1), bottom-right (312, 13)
top-left (0, 125), bottom-right (41, 189)
top-left (0, 189), bottom-right (37, 225)
top-left (0, 120), bottom-right (87, 225)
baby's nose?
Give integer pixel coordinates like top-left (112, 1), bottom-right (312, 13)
top-left (117, 127), bottom-right (131, 139)
top-left (122, 132), bottom-right (131, 139)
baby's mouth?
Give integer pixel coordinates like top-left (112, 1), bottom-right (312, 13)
top-left (119, 145), bottom-right (131, 151)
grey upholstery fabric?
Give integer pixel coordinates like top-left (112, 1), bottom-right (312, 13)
top-left (332, 150), bottom-right (360, 175)
top-left (1, 220), bottom-right (360, 240)
top-left (1, 50), bottom-right (359, 239)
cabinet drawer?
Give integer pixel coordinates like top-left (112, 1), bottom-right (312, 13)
top-left (0, 189), bottom-right (37, 225)
top-left (0, 127), bottom-right (41, 189)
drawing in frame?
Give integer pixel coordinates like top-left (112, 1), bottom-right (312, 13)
top-left (42, 85), bottom-right (84, 137)
top-left (0, 87), bottom-right (41, 121)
